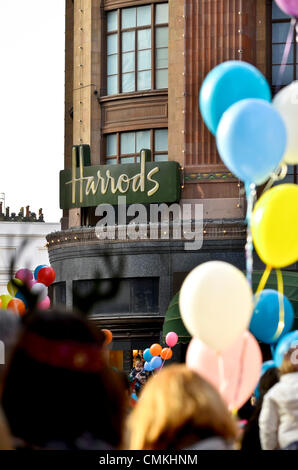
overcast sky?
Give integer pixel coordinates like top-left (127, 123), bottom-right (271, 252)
top-left (0, 1), bottom-right (65, 223)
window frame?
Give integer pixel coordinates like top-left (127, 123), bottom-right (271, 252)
top-left (106, 3), bottom-right (168, 96)
top-left (104, 128), bottom-right (168, 164)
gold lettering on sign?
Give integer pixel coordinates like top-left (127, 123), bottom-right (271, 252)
top-left (66, 152), bottom-right (160, 204)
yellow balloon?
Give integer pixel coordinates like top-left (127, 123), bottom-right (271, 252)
top-left (0, 294), bottom-right (13, 310)
top-left (251, 184), bottom-right (298, 268)
top-left (7, 278), bottom-right (23, 297)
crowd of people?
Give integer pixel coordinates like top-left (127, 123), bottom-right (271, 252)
top-left (0, 307), bottom-right (297, 451)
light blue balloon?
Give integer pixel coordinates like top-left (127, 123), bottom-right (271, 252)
top-left (34, 264), bottom-right (47, 280)
top-left (131, 393), bottom-right (138, 401)
top-left (150, 356), bottom-right (162, 370)
top-left (199, 61), bottom-right (271, 135)
top-left (250, 289), bottom-right (294, 344)
top-left (274, 330), bottom-right (298, 367)
top-left (254, 360), bottom-right (276, 399)
top-left (144, 361), bottom-right (152, 372)
top-left (143, 348), bottom-right (153, 363)
top-left (216, 99), bottom-right (287, 185)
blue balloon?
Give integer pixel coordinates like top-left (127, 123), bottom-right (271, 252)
top-left (15, 291), bottom-right (28, 308)
top-left (199, 61), bottom-right (271, 135)
top-left (150, 356), bottom-right (162, 370)
top-left (34, 264), bottom-right (47, 280)
top-left (143, 348), bottom-right (153, 363)
top-left (250, 289), bottom-right (294, 344)
top-left (254, 360), bottom-right (276, 398)
top-left (131, 393), bottom-right (138, 401)
top-left (216, 99), bottom-right (287, 185)
top-left (144, 361), bottom-right (152, 372)
top-left (274, 330), bottom-right (298, 367)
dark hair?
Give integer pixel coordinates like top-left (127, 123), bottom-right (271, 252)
top-left (1, 310), bottom-right (125, 449)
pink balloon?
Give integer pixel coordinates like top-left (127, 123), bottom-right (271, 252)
top-left (166, 332), bottom-right (178, 348)
top-left (15, 269), bottom-right (33, 283)
top-left (37, 296), bottom-right (51, 310)
top-left (27, 279), bottom-right (37, 289)
top-left (275, 0), bottom-right (298, 17)
top-left (186, 331), bottom-right (262, 410)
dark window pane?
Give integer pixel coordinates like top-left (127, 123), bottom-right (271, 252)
top-left (131, 278), bottom-right (159, 313)
top-left (50, 282), bottom-right (66, 305)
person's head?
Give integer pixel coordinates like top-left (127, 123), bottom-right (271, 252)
top-left (1, 310), bottom-right (126, 448)
top-left (128, 364), bottom-right (237, 450)
top-left (280, 345), bottom-right (298, 375)
top-left (259, 367), bottom-right (280, 397)
top-left (135, 360), bottom-right (143, 371)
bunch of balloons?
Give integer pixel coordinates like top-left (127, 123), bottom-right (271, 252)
top-left (180, 261), bottom-right (262, 410)
top-left (143, 332), bottom-right (178, 372)
top-left (0, 264), bottom-right (55, 316)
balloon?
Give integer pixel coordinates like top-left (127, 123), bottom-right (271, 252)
top-left (37, 266), bottom-right (55, 286)
top-left (254, 360), bottom-right (277, 399)
top-left (250, 290), bottom-right (294, 344)
top-left (179, 261), bottom-right (253, 351)
top-left (102, 329), bottom-right (113, 345)
top-left (131, 393), bottom-right (138, 401)
top-left (7, 298), bottom-right (26, 316)
top-left (186, 331), bottom-right (262, 410)
top-left (27, 279), bottom-right (37, 289)
top-left (34, 264), bottom-right (47, 280)
top-left (150, 356), bottom-right (162, 370)
top-left (15, 268), bottom-right (33, 283)
top-left (161, 348), bottom-right (173, 360)
top-left (275, 0), bottom-right (298, 17)
top-left (143, 348), bottom-right (153, 362)
top-left (199, 61), bottom-right (271, 135)
top-left (216, 99), bottom-right (287, 185)
top-left (0, 299), bottom-right (2, 308)
top-left (273, 82), bottom-right (298, 165)
top-left (251, 184), bottom-right (298, 268)
top-left (144, 361), bottom-right (153, 372)
top-left (31, 283), bottom-right (48, 302)
top-left (274, 330), bottom-right (298, 367)
top-left (165, 332), bottom-right (178, 348)
top-left (0, 294), bottom-right (13, 310)
top-left (150, 344), bottom-right (162, 357)
top-left (37, 296), bottom-right (51, 310)
top-left (7, 278), bottom-right (23, 297)
top-left (15, 291), bottom-right (28, 308)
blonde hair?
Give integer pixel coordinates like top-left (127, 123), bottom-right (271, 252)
top-left (280, 346), bottom-right (298, 375)
top-left (127, 364), bottom-right (237, 450)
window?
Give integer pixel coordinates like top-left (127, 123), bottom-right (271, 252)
top-left (105, 128), bottom-right (168, 164)
top-left (271, 2), bottom-right (297, 184)
top-left (106, 3), bottom-right (168, 95)
top-left (271, 2), bottom-right (297, 88)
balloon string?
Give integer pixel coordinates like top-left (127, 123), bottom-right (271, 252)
top-left (275, 18), bottom-right (296, 94)
top-left (256, 265), bottom-right (272, 294)
top-left (245, 183), bottom-right (256, 286)
top-left (217, 352), bottom-right (227, 394)
top-left (262, 164), bottom-right (288, 194)
top-left (272, 269), bottom-right (285, 342)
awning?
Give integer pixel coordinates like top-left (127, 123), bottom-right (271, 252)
top-left (162, 270), bottom-right (298, 344)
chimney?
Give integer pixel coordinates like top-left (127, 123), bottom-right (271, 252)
top-left (5, 207), bottom-right (9, 217)
top-left (26, 205), bottom-right (30, 217)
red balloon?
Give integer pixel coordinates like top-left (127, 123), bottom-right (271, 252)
top-left (37, 267), bottom-right (55, 286)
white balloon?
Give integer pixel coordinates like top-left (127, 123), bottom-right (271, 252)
top-left (179, 261), bottom-right (253, 351)
top-left (31, 283), bottom-right (48, 302)
top-left (273, 81), bottom-right (298, 165)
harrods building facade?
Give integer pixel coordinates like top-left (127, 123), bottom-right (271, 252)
top-left (47, 0), bottom-right (298, 368)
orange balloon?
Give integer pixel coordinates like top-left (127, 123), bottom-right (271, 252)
top-left (0, 298), bottom-right (2, 308)
top-left (7, 298), bottom-right (26, 316)
top-left (102, 329), bottom-right (113, 345)
top-left (150, 343), bottom-right (162, 356)
top-left (161, 347), bottom-right (173, 360)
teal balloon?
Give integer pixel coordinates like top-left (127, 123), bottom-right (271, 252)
top-left (15, 291), bottom-right (28, 309)
top-left (250, 290), bottom-right (294, 344)
top-left (143, 348), bottom-right (153, 362)
top-left (216, 99), bottom-right (287, 185)
top-left (254, 360), bottom-right (276, 399)
top-left (199, 61), bottom-right (271, 135)
top-left (274, 330), bottom-right (298, 367)
top-left (150, 356), bottom-right (162, 370)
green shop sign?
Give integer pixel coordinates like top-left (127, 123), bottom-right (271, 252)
top-left (60, 146), bottom-right (181, 209)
